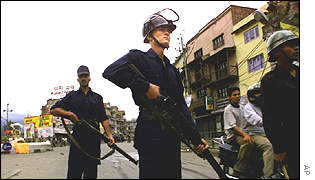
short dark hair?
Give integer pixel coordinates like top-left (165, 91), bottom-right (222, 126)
top-left (227, 87), bottom-right (240, 97)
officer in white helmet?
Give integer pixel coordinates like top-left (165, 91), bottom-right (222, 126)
top-left (103, 8), bottom-right (209, 178)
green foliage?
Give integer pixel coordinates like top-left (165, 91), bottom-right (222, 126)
top-left (266, 1), bottom-right (299, 27)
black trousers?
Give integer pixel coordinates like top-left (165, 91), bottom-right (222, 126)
top-left (138, 149), bottom-right (181, 179)
top-left (67, 143), bottom-right (99, 179)
top-left (67, 161), bottom-right (97, 179)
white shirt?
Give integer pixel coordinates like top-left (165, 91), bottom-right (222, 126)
top-left (243, 102), bottom-right (266, 136)
top-left (223, 104), bottom-right (247, 140)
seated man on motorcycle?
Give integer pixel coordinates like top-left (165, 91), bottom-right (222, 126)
top-left (243, 83), bottom-right (274, 178)
top-left (223, 87), bottom-right (255, 178)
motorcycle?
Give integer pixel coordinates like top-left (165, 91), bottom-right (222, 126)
top-left (212, 136), bottom-right (285, 179)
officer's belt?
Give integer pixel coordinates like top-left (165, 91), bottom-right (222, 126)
top-left (140, 106), bottom-right (176, 132)
top-left (140, 107), bottom-right (157, 121)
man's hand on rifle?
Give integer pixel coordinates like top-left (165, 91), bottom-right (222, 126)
top-left (106, 135), bottom-right (115, 147)
top-left (67, 112), bottom-right (80, 124)
top-left (194, 138), bottom-right (209, 156)
top-left (146, 83), bottom-right (161, 100)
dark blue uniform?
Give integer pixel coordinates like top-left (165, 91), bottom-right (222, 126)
top-left (103, 48), bottom-right (201, 178)
top-left (261, 64), bottom-right (300, 178)
top-left (51, 88), bottom-right (108, 179)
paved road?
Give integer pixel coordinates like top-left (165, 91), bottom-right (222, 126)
top-left (1, 142), bottom-right (222, 179)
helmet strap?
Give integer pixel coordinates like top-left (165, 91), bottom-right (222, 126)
top-left (152, 36), bottom-right (169, 49)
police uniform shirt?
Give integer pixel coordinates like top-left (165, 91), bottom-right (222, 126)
top-left (103, 48), bottom-right (199, 151)
top-left (261, 64), bottom-right (299, 154)
top-left (50, 88), bottom-right (108, 163)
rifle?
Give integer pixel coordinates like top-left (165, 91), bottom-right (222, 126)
top-left (61, 117), bottom-right (138, 165)
top-left (127, 64), bottom-right (228, 179)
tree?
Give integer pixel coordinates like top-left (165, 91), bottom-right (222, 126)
top-left (262, 1), bottom-right (300, 40)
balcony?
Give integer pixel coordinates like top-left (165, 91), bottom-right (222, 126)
top-left (215, 97), bottom-right (230, 109)
top-left (206, 65), bottom-right (238, 87)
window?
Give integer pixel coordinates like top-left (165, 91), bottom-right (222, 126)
top-left (194, 48), bottom-right (203, 59)
top-left (197, 88), bottom-right (207, 99)
top-left (215, 55), bottom-right (228, 79)
top-left (217, 87), bottom-right (228, 99)
top-left (193, 49), bottom-right (203, 81)
top-left (244, 25), bottom-right (259, 44)
top-left (213, 34), bottom-right (224, 50)
top-left (248, 53), bottom-right (265, 73)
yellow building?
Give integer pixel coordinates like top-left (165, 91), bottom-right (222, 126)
top-left (232, 9), bottom-right (271, 97)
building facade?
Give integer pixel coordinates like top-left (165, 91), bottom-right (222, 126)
top-left (41, 99), bottom-right (130, 142)
top-left (173, 52), bottom-right (189, 98)
top-left (104, 102), bottom-right (129, 141)
top-left (185, 5), bottom-right (256, 139)
top-left (232, 5), bottom-right (270, 97)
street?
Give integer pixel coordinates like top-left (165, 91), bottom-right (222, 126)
top-left (1, 142), bottom-right (221, 179)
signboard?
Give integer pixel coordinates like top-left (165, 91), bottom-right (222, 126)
top-left (52, 116), bottom-right (73, 134)
top-left (205, 96), bottom-right (214, 110)
top-left (24, 116), bottom-right (40, 128)
top-left (24, 123), bottom-right (35, 139)
top-left (51, 85), bottom-right (74, 98)
top-left (40, 115), bottom-right (53, 127)
top-left (2, 142), bottom-right (12, 151)
top-left (38, 126), bottom-right (54, 137)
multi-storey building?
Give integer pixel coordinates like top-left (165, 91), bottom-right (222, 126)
top-left (125, 118), bottom-right (137, 140)
top-left (104, 102), bottom-right (128, 139)
top-left (41, 99), bottom-right (60, 115)
top-left (232, 5), bottom-right (270, 98)
top-left (185, 5), bottom-right (256, 139)
top-left (173, 53), bottom-right (187, 97)
top-left (41, 99), bottom-right (129, 140)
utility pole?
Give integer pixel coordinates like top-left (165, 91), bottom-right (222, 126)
top-left (3, 103), bottom-right (13, 126)
top-left (179, 33), bottom-right (191, 95)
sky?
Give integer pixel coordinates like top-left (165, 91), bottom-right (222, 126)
top-left (1, 1), bottom-right (314, 175)
top-left (1, 1), bottom-right (271, 120)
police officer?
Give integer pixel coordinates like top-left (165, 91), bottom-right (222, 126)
top-left (102, 9), bottom-right (209, 178)
top-left (261, 30), bottom-right (299, 178)
top-left (50, 65), bottom-right (115, 179)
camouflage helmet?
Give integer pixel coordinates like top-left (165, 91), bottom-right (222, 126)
top-left (142, 8), bottom-right (178, 43)
top-left (267, 30), bottom-right (298, 62)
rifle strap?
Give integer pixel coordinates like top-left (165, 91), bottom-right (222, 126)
top-left (61, 117), bottom-right (115, 161)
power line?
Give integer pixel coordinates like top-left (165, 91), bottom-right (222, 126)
top-left (230, 39), bottom-right (265, 75)
top-left (237, 60), bottom-right (271, 83)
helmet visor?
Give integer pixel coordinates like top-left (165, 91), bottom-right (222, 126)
top-left (157, 8), bottom-right (179, 23)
